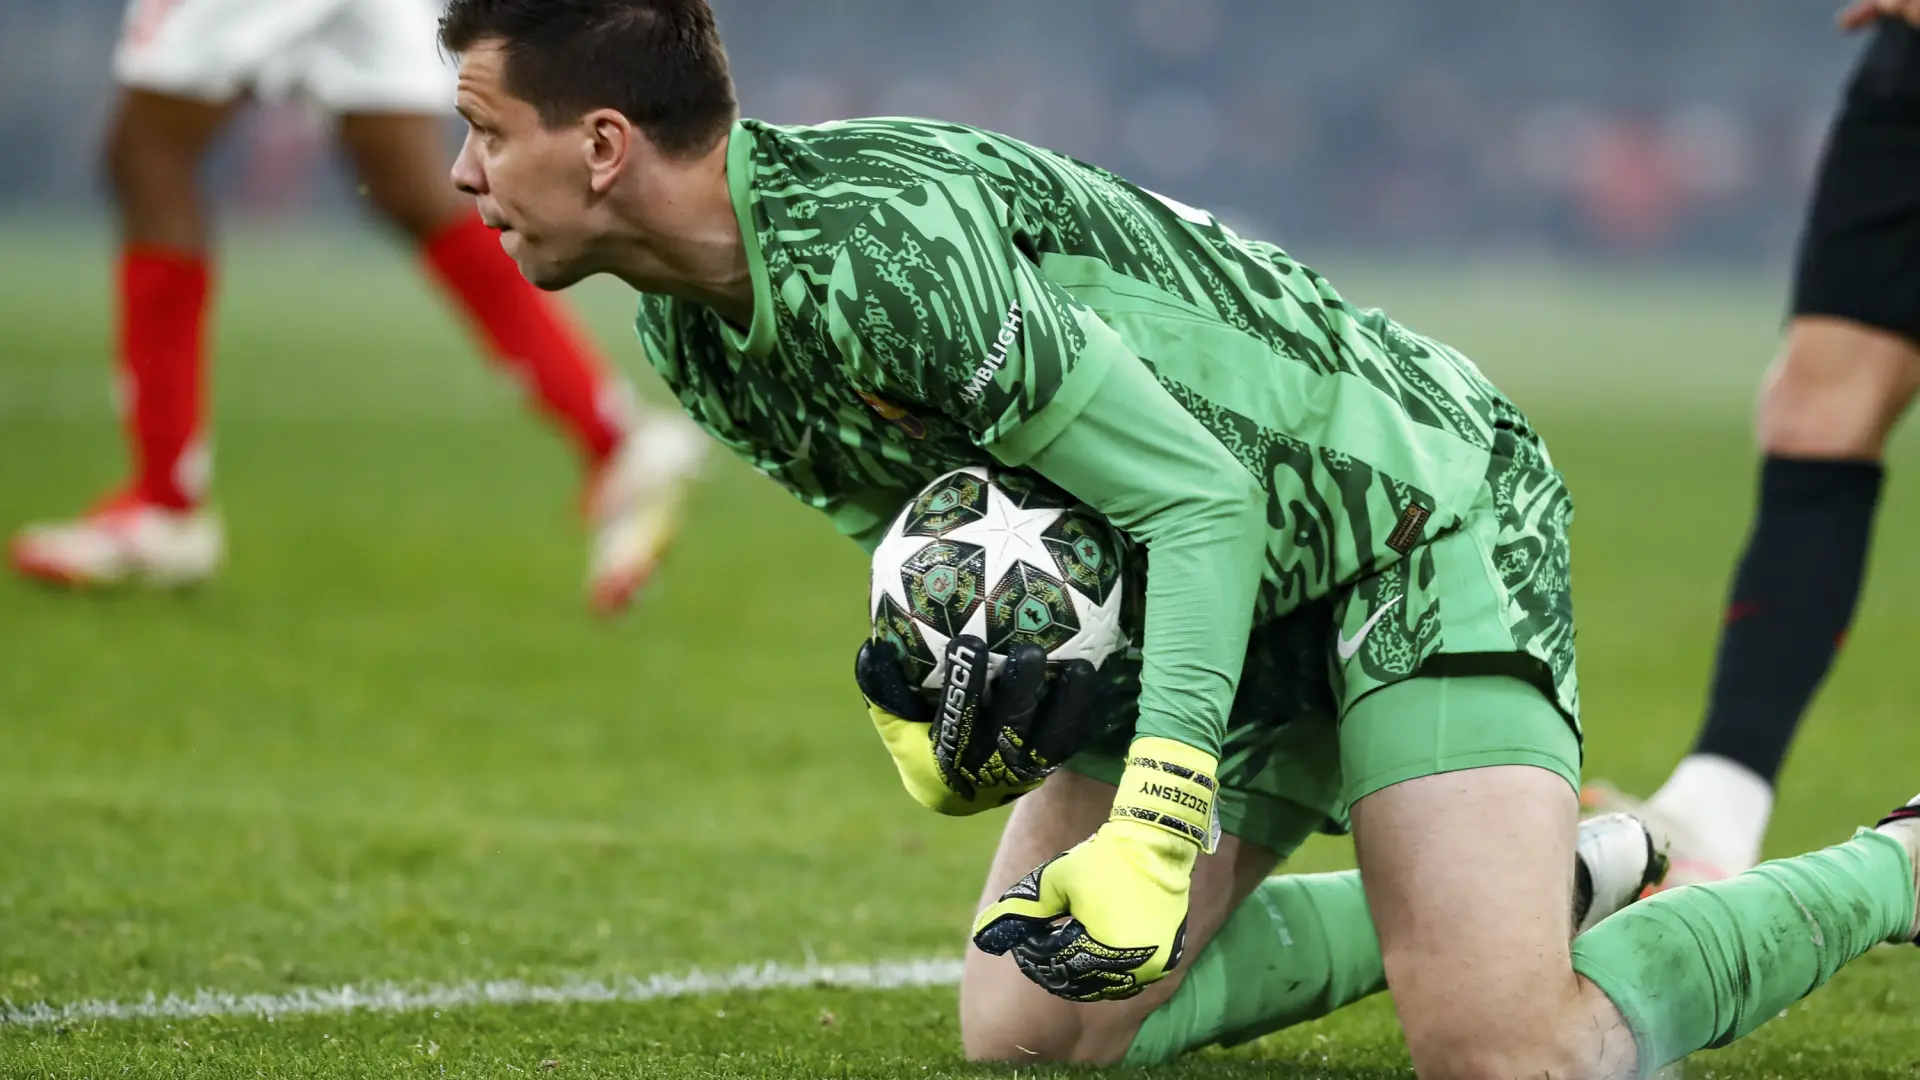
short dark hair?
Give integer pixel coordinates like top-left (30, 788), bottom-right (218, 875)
top-left (440, 0), bottom-right (737, 157)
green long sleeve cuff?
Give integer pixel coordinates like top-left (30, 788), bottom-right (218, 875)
top-left (1001, 350), bottom-right (1266, 760)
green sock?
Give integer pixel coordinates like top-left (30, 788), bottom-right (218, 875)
top-left (1125, 870), bottom-right (1386, 1065)
top-left (1571, 829), bottom-right (1915, 1075)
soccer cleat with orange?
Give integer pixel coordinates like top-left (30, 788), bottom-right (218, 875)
top-left (584, 410), bottom-right (709, 615)
top-left (11, 492), bottom-right (224, 589)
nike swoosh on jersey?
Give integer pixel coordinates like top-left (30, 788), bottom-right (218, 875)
top-left (1336, 595), bottom-right (1405, 662)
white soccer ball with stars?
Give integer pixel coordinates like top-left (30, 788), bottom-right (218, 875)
top-left (870, 465), bottom-right (1131, 693)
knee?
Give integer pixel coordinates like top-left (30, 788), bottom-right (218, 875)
top-left (958, 993), bottom-right (1097, 1064)
top-left (957, 962), bottom-right (1139, 1065)
top-left (1390, 963), bottom-right (1621, 1080)
top-left (102, 110), bottom-right (193, 203)
top-left (1403, 1024), bottom-right (1602, 1080)
top-left (960, 1018), bottom-right (1080, 1064)
top-left (1758, 319), bottom-right (1920, 459)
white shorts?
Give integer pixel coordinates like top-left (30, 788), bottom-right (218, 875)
top-left (114, 0), bottom-right (454, 113)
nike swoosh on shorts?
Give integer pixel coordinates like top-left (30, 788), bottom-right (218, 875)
top-left (1336, 595), bottom-right (1404, 661)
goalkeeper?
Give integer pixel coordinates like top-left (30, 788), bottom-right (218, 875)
top-left (439, 2), bottom-right (1920, 1076)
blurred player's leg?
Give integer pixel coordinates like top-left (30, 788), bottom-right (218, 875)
top-left (9, 87), bottom-right (237, 588)
top-left (960, 769), bottom-right (1666, 1065)
top-left (315, 0), bottom-right (707, 612)
top-left (1588, 22), bottom-right (1920, 885)
top-left (1596, 320), bottom-right (1918, 882)
top-left (337, 111), bottom-right (707, 612)
top-left (13, 0), bottom-right (357, 587)
top-left (336, 112), bottom-right (635, 466)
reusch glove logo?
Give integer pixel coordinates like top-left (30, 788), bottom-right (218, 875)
top-left (942, 641), bottom-right (980, 730)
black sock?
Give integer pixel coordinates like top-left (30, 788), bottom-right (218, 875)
top-left (1693, 457), bottom-right (1884, 783)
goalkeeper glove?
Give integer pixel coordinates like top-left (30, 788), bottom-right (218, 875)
top-left (970, 736), bottom-right (1220, 1001)
top-left (855, 635), bottom-right (1107, 815)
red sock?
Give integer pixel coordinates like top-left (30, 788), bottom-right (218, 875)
top-left (421, 212), bottom-right (629, 464)
top-left (119, 246), bottom-right (212, 510)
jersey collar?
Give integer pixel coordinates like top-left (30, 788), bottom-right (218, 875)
top-left (722, 120), bottom-right (778, 361)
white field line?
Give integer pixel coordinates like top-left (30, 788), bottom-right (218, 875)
top-left (0, 957), bottom-right (963, 1028)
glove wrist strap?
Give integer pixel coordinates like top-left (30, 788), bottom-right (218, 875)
top-left (1110, 736), bottom-right (1221, 854)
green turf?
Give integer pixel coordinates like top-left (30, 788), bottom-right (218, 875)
top-left (2, 225), bottom-right (1918, 1077)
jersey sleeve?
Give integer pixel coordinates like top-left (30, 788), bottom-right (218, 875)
top-left (824, 180), bottom-right (1268, 760)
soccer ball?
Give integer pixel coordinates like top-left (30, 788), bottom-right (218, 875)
top-left (869, 465), bottom-right (1131, 694)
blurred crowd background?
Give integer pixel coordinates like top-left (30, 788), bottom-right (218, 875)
top-left (0, 0), bottom-right (1868, 262)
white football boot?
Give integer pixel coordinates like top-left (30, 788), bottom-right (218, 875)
top-left (10, 495), bottom-right (224, 589)
top-left (1581, 778), bottom-right (1738, 892)
top-left (584, 409), bottom-right (710, 615)
top-left (1572, 812), bottom-right (1671, 934)
top-left (1874, 795), bottom-right (1920, 946)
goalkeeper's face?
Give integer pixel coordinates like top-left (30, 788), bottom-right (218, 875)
top-left (450, 42), bottom-right (612, 291)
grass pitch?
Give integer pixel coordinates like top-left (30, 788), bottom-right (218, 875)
top-left (2, 228), bottom-right (1918, 1078)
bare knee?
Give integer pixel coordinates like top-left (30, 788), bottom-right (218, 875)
top-left (1354, 767), bottom-right (1636, 1080)
top-left (1399, 988), bottom-right (1634, 1080)
top-left (105, 100), bottom-right (182, 194)
top-left (958, 985), bottom-right (1102, 1063)
top-left (1759, 317), bottom-right (1920, 460)
top-left (957, 776), bottom-right (1155, 1065)
top-left (957, 770), bottom-right (1275, 1065)
top-left (1405, 1027), bottom-right (1596, 1080)
top-left (103, 93), bottom-right (231, 248)
top-left (958, 952), bottom-right (1145, 1064)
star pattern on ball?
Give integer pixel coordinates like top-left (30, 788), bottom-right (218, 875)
top-left (869, 466), bottom-right (1129, 691)
top-left (1069, 577), bottom-right (1128, 667)
top-left (943, 484), bottom-right (1064, 593)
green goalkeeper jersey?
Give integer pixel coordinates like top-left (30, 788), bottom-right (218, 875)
top-left (638, 117), bottom-right (1517, 759)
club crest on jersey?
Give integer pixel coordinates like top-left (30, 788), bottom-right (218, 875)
top-left (859, 391), bottom-right (927, 439)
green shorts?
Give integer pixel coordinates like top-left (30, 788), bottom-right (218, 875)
top-left (1066, 419), bottom-right (1583, 858)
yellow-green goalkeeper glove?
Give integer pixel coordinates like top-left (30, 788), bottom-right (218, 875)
top-left (855, 636), bottom-right (1108, 815)
top-left (970, 736), bottom-right (1220, 1001)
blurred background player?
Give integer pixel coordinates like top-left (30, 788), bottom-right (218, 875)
top-left (6, 0), bottom-right (709, 613)
top-left (1586, 0), bottom-right (1920, 884)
